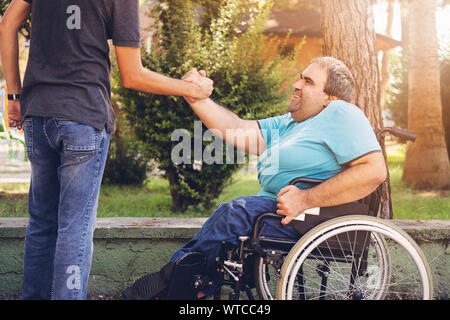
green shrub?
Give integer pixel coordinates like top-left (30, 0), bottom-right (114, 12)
top-left (114, 0), bottom-right (300, 212)
top-left (102, 134), bottom-right (148, 186)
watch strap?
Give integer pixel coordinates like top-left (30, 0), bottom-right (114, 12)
top-left (7, 93), bottom-right (21, 100)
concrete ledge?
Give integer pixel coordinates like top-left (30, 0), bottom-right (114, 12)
top-left (0, 218), bottom-right (448, 299)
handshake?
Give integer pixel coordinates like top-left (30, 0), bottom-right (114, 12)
top-left (182, 69), bottom-right (214, 103)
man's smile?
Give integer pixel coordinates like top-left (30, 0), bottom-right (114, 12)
top-left (292, 88), bottom-right (302, 99)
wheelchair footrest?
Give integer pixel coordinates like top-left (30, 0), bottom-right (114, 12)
top-left (165, 252), bottom-right (207, 299)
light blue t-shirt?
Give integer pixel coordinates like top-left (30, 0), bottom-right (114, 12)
top-left (256, 100), bottom-right (381, 199)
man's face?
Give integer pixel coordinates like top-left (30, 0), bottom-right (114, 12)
top-left (288, 63), bottom-right (330, 122)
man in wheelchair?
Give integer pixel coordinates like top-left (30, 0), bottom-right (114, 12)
top-left (122, 56), bottom-right (387, 300)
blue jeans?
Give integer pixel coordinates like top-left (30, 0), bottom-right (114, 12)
top-left (170, 196), bottom-right (300, 295)
top-left (21, 116), bottom-right (110, 300)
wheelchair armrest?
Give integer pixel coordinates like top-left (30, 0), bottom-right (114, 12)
top-left (252, 212), bottom-right (280, 238)
top-left (250, 178), bottom-right (323, 255)
top-left (251, 212), bottom-right (281, 256)
top-left (289, 177), bottom-right (323, 186)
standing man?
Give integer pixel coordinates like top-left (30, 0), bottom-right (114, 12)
top-left (0, 0), bottom-right (213, 300)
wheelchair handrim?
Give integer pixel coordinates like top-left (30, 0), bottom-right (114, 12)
top-left (277, 216), bottom-right (432, 300)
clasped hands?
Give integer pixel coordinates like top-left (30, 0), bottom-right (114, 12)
top-left (182, 69), bottom-right (213, 103)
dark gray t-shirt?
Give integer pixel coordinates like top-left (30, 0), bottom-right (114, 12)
top-left (21, 0), bottom-right (141, 133)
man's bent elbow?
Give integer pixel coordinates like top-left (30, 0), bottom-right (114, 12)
top-left (368, 151), bottom-right (388, 186)
top-left (375, 167), bottom-right (387, 186)
top-left (360, 166), bottom-right (386, 200)
top-left (121, 73), bottom-right (137, 89)
top-left (376, 154), bottom-right (388, 184)
top-left (371, 161), bottom-right (388, 187)
top-left (120, 65), bottom-right (144, 90)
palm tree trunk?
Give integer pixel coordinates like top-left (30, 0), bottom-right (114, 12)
top-left (402, 0), bottom-right (450, 189)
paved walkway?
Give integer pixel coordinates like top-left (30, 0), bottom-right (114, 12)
top-left (0, 139), bottom-right (31, 183)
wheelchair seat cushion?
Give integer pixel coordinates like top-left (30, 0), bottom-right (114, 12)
top-left (289, 202), bottom-right (369, 235)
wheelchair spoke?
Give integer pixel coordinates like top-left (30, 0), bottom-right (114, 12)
top-left (292, 256), bottom-right (354, 299)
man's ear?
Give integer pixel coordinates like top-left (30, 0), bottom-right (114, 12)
top-left (323, 95), bottom-right (339, 107)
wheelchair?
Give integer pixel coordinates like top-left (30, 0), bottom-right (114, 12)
top-left (209, 127), bottom-right (433, 300)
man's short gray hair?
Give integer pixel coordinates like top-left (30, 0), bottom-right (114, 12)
top-left (311, 56), bottom-right (355, 103)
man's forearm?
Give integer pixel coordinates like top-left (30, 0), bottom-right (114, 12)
top-left (181, 69), bottom-right (265, 155)
top-left (0, 29), bottom-right (21, 93)
top-left (126, 68), bottom-right (199, 97)
top-left (187, 98), bottom-right (242, 140)
top-left (304, 156), bottom-right (386, 209)
top-left (0, 0), bottom-right (31, 94)
top-left (277, 151), bottom-right (387, 224)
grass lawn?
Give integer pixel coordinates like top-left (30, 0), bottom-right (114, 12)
top-left (0, 171), bottom-right (262, 219)
top-left (0, 144), bottom-right (448, 219)
top-left (95, 173), bottom-right (259, 218)
top-left (386, 144), bottom-right (449, 219)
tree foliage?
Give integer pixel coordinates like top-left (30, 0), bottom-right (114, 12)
top-left (114, 0), bottom-right (299, 212)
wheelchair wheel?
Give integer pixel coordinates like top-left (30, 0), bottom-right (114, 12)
top-left (254, 229), bottom-right (390, 300)
top-left (277, 215), bottom-right (433, 300)
top-left (254, 253), bottom-right (282, 300)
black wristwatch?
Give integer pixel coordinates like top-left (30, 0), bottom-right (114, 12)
top-left (7, 93), bottom-right (21, 101)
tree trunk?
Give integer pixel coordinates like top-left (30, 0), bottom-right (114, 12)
top-left (320, 0), bottom-right (392, 219)
top-left (111, 101), bottom-right (126, 160)
top-left (165, 166), bottom-right (184, 212)
top-left (379, 0), bottom-right (394, 109)
top-left (403, 0), bottom-right (450, 189)
top-left (400, 0), bottom-right (408, 50)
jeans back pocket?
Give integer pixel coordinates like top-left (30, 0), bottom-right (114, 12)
top-left (57, 120), bottom-right (99, 163)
